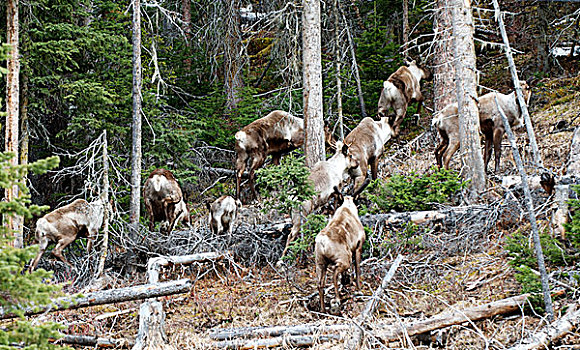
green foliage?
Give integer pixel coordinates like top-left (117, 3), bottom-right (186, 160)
top-left (255, 155), bottom-right (316, 214)
top-left (564, 185), bottom-right (580, 249)
top-left (286, 214), bottom-right (328, 264)
top-left (0, 153), bottom-right (67, 349)
top-left (363, 167), bottom-right (466, 213)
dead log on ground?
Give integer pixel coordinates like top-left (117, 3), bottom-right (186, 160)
top-left (506, 303), bottom-right (580, 350)
top-left (375, 294), bottom-right (529, 342)
top-left (209, 323), bottom-right (349, 341)
top-left (345, 254), bottom-right (403, 350)
top-left (0, 279), bottom-right (192, 320)
top-left (147, 252), bottom-right (229, 282)
top-left (54, 334), bottom-right (134, 348)
top-left (210, 334), bottom-right (341, 349)
top-left (360, 206), bottom-right (494, 227)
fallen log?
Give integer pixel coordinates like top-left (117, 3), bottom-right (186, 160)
top-left (375, 293), bottom-right (529, 342)
top-left (210, 334), bottom-right (341, 349)
top-left (147, 252), bottom-right (229, 283)
top-left (506, 303), bottom-right (580, 350)
top-left (54, 334), bottom-right (134, 348)
top-left (346, 254), bottom-right (403, 350)
top-left (360, 206), bottom-right (492, 227)
top-left (0, 279), bottom-right (192, 320)
top-left (209, 323), bottom-right (349, 341)
top-left (201, 166), bottom-right (248, 179)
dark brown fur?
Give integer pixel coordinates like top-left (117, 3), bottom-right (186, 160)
top-left (143, 168), bottom-right (186, 235)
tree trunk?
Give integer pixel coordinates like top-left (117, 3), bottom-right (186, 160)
top-left (130, 0), bottom-right (143, 235)
top-left (224, 0), bottom-right (244, 112)
top-left (210, 324), bottom-right (349, 341)
top-left (452, 0), bottom-right (485, 194)
top-left (6, 0), bottom-right (22, 248)
top-left (132, 301), bottom-right (177, 350)
top-left (210, 335), bottom-right (340, 349)
top-left (402, 0), bottom-right (409, 55)
top-left (182, 0), bottom-right (192, 70)
top-left (303, 0), bottom-right (325, 168)
top-left (433, 0), bottom-right (456, 111)
top-left (55, 335), bottom-right (133, 348)
top-left (567, 127), bottom-right (580, 175)
top-left (334, 0), bottom-right (344, 140)
top-left (536, 4), bottom-right (550, 74)
top-left (0, 279), bottom-right (192, 320)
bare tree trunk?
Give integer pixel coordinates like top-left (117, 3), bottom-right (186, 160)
top-left (334, 0), bottom-right (344, 140)
top-left (433, 0), bottom-right (456, 111)
top-left (132, 301), bottom-right (177, 350)
top-left (536, 4), bottom-right (550, 74)
top-left (496, 98), bottom-right (554, 321)
top-left (338, 2), bottom-right (366, 118)
top-left (6, 0), bottom-right (22, 248)
top-left (452, 0), bottom-right (485, 194)
top-left (224, 0), bottom-right (244, 112)
top-left (182, 0), bottom-right (192, 70)
top-left (130, 0), bottom-right (143, 235)
top-left (492, 0), bottom-right (542, 169)
top-left (303, 0), bottom-right (325, 168)
top-left (402, 0), bottom-right (409, 55)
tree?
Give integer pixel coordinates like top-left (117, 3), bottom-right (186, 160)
top-left (433, 0), bottom-right (455, 111)
top-left (130, 0), bottom-right (143, 232)
top-left (223, 0), bottom-right (245, 112)
top-left (302, 0), bottom-right (324, 168)
top-left (5, 0), bottom-right (23, 247)
top-left (451, 0), bottom-right (485, 193)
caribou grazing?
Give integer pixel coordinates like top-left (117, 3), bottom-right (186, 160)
top-left (433, 81), bottom-right (531, 172)
top-left (29, 197), bottom-right (106, 272)
top-left (235, 110), bottom-right (304, 202)
top-left (344, 115), bottom-right (395, 195)
top-left (378, 60), bottom-right (431, 137)
top-left (207, 195), bottom-right (242, 235)
top-left (315, 180), bottom-right (369, 314)
top-left (143, 168), bottom-right (188, 235)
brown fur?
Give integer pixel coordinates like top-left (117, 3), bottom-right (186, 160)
top-left (315, 195), bottom-right (365, 314)
top-left (29, 198), bottom-right (105, 272)
top-left (235, 110), bottom-right (304, 202)
top-left (433, 81), bottom-right (531, 172)
top-left (143, 168), bottom-right (187, 235)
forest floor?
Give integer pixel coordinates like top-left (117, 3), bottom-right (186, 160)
top-left (42, 74), bottom-right (580, 349)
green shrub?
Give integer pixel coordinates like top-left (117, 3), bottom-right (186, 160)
top-left (255, 155), bottom-right (315, 214)
top-left (564, 185), bottom-right (580, 249)
top-left (363, 167), bottom-right (466, 213)
top-left (286, 214), bottom-right (328, 264)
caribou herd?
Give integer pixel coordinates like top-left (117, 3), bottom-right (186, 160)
top-left (28, 58), bottom-right (534, 313)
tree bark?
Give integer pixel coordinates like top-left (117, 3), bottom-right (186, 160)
top-left (54, 335), bottom-right (133, 348)
top-left (375, 294), bottom-right (530, 342)
top-left (433, 0), bottom-right (456, 111)
top-left (224, 0), bottom-right (244, 112)
top-left (402, 0), bottom-right (409, 55)
top-left (132, 301), bottom-right (177, 350)
top-left (303, 0), bottom-right (325, 168)
top-left (334, 0), bottom-right (344, 140)
top-left (0, 279), bottom-right (192, 320)
top-left (567, 127), bottom-right (580, 175)
top-left (210, 324), bottom-right (349, 341)
top-left (496, 97), bottom-right (554, 321)
top-left (210, 334), bottom-right (341, 349)
top-left (452, 0), bottom-right (485, 194)
top-left (6, 0), bottom-right (23, 248)
top-left (130, 0), bottom-right (143, 236)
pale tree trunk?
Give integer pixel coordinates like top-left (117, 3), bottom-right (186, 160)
top-left (96, 131), bottom-right (109, 279)
top-left (224, 0), bottom-right (244, 112)
top-left (433, 0), bottom-right (456, 111)
top-left (402, 0), bottom-right (409, 55)
top-left (452, 0), bottom-right (485, 194)
top-left (182, 0), bottom-right (191, 70)
top-left (334, 0), bottom-right (344, 140)
top-left (303, 0), bottom-right (325, 168)
top-left (6, 0), bottom-right (23, 248)
top-left (130, 0), bottom-right (142, 233)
